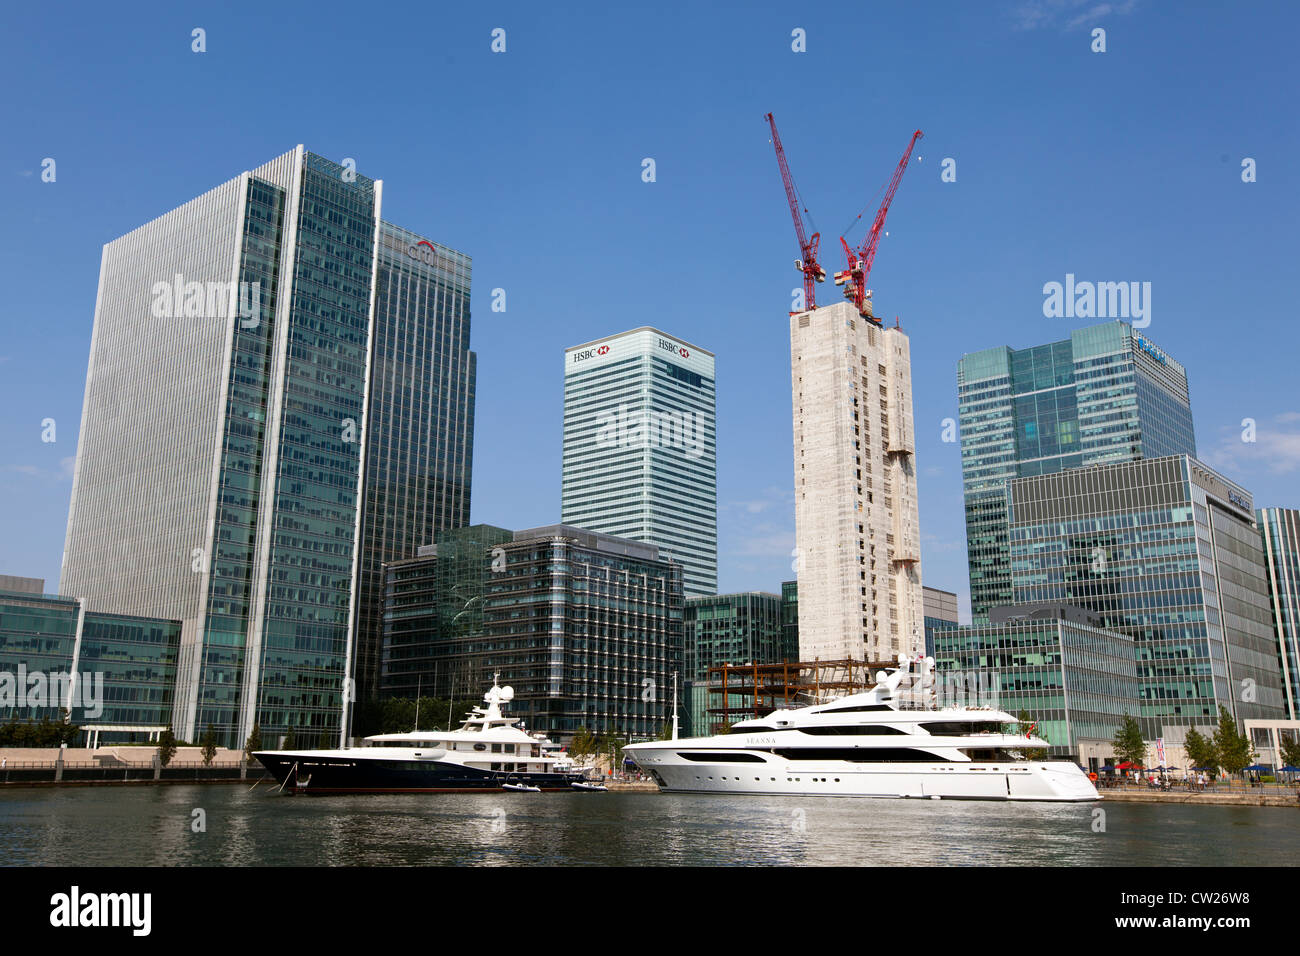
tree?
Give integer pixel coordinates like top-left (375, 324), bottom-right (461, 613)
top-left (244, 722), bottom-right (262, 762)
top-left (200, 727), bottom-right (218, 765)
top-left (282, 725), bottom-right (298, 750)
top-left (1183, 726), bottom-right (1217, 772)
top-left (569, 726), bottom-right (597, 760)
top-left (1015, 710), bottom-right (1049, 760)
top-left (1280, 731), bottom-right (1300, 769)
top-left (1112, 713), bottom-right (1146, 767)
top-left (1211, 706), bottom-right (1253, 776)
top-left (157, 726), bottom-right (178, 767)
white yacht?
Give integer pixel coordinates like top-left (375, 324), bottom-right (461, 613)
top-left (254, 678), bottom-right (587, 794)
top-left (623, 655), bottom-right (1098, 801)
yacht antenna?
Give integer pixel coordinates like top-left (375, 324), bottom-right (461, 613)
top-left (671, 670), bottom-right (679, 741)
top-left (414, 675), bottom-right (421, 732)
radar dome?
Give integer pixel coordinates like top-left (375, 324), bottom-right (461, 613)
top-left (500, 686), bottom-right (515, 701)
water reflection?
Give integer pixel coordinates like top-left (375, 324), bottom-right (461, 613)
top-left (1, 787), bottom-right (1295, 867)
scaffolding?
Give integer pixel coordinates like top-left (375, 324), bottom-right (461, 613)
top-left (704, 658), bottom-right (898, 732)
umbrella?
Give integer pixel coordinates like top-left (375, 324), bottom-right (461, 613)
top-left (1244, 764), bottom-right (1269, 772)
top-left (1117, 761), bottom-right (1134, 769)
top-left (1162, 766), bottom-right (1180, 771)
top-left (1191, 766), bottom-right (1215, 771)
top-left (1280, 765), bottom-right (1300, 773)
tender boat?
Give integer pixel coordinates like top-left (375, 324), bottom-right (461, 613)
top-left (254, 678), bottom-right (586, 794)
top-left (623, 655), bottom-right (1099, 802)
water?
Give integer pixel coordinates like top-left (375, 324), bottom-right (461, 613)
top-left (2, 786), bottom-right (1296, 866)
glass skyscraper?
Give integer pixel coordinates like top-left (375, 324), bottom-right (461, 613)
top-left (61, 147), bottom-right (474, 746)
top-left (1258, 508), bottom-right (1300, 719)
top-left (958, 321), bottom-right (1196, 620)
top-left (382, 524), bottom-right (684, 741)
top-left (562, 328), bottom-right (716, 596)
top-left (1008, 455), bottom-right (1284, 737)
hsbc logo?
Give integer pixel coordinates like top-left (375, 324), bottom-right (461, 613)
top-left (658, 338), bottom-right (689, 359)
top-left (572, 344), bottom-right (611, 363)
top-left (406, 239), bottom-right (439, 266)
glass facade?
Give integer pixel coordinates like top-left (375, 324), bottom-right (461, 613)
top-left (382, 525), bottom-right (684, 741)
top-left (1008, 455), bottom-right (1284, 737)
top-left (0, 591), bottom-right (180, 737)
top-left (63, 147), bottom-right (473, 748)
top-left (934, 619), bottom-right (1140, 756)
top-left (1258, 508), bottom-right (1300, 719)
top-left (351, 224), bottom-right (475, 710)
top-left (562, 328), bottom-right (717, 596)
top-left (780, 580), bottom-right (799, 662)
top-left (958, 321), bottom-right (1196, 620)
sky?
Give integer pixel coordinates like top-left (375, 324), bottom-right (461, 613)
top-left (1, 1), bottom-right (1297, 623)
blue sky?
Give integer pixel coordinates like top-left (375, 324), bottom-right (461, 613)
top-left (2, 1), bottom-right (1297, 622)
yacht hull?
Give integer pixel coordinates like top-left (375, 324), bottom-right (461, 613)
top-left (254, 751), bottom-right (585, 794)
top-left (627, 750), bottom-right (1099, 801)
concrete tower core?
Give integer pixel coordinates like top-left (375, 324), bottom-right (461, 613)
top-left (791, 301), bottom-right (923, 662)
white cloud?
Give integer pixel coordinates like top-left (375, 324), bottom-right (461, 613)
top-left (1203, 413), bottom-right (1300, 477)
top-left (1010, 0), bottom-right (1137, 31)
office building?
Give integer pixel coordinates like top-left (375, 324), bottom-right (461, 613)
top-left (780, 580), bottom-right (799, 662)
top-left (562, 328), bottom-right (716, 596)
top-left (791, 301), bottom-right (922, 662)
top-left (958, 321), bottom-right (1196, 620)
top-left (922, 586), bottom-right (959, 659)
top-left (382, 524), bottom-right (684, 741)
top-left (0, 589), bottom-right (180, 743)
top-left (684, 592), bottom-right (785, 735)
top-left (60, 146), bottom-right (474, 746)
top-left (351, 223), bottom-right (475, 710)
top-left (933, 616), bottom-right (1140, 762)
top-left (1258, 508), bottom-right (1300, 719)
top-left (1008, 455), bottom-right (1285, 741)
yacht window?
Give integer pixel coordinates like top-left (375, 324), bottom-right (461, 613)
top-left (921, 722), bottom-right (1003, 736)
top-left (474, 744), bottom-right (487, 752)
top-left (504, 744), bottom-right (515, 754)
top-left (798, 725), bottom-right (905, 736)
top-left (679, 752), bottom-right (766, 763)
top-left (773, 748), bottom-right (944, 762)
top-left (491, 743), bottom-right (502, 753)
top-left (818, 703), bottom-right (893, 714)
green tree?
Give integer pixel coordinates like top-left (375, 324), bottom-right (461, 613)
top-left (200, 727), bottom-right (218, 765)
top-left (282, 725), bottom-right (298, 750)
top-left (1280, 732), bottom-right (1300, 769)
top-left (1211, 706), bottom-right (1253, 776)
top-left (569, 726), bottom-right (597, 760)
top-left (1015, 710), bottom-right (1049, 760)
top-left (1112, 713), bottom-right (1146, 767)
top-left (1183, 726), bottom-right (1217, 772)
top-left (244, 722), bottom-right (262, 762)
top-left (157, 726), bottom-right (178, 767)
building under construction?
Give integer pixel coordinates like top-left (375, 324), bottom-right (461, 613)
top-left (703, 658), bottom-right (900, 732)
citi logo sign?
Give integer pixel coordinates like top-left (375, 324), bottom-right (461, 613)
top-left (658, 337), bottom-right (689, 358)
top-left (405, 239), bottom-right (439, 265)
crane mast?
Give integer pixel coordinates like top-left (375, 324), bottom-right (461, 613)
top-left (836, 129), bottom-right (923, 325)
top-left (765, 112), bottom-right (826, 313)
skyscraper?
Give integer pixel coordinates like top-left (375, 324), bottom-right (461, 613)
top-left (1258, 507), bottom-right (1300, 720)
top-left (958, 321), bottom-right (1196, 620)
top-left (351, 224), bottom-right (475, 709)
top-left (791, 301), bottom-right (923, 662)
top-left (61, 146), bottom-right (475, 746)
top-left (562, 328), bottom-right (716, 596)
top-left (1008, 455), bottom-right (1285, 737)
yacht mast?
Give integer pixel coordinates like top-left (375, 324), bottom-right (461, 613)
top-left (671, 670), bottom-right (679, 741)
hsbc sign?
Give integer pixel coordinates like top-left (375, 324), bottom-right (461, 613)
top-left (571, 344), bottom-right (611, 364)
top-left (658, 337), bottom-right (689, 359)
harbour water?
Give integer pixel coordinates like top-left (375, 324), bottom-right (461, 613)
top-left (2, 786), bottom-right (1298, 866)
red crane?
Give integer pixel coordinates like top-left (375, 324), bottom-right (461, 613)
top-left (836, 129), bottom-right (923, 324)
top-left (765, 112), bottom-right (826, 312)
